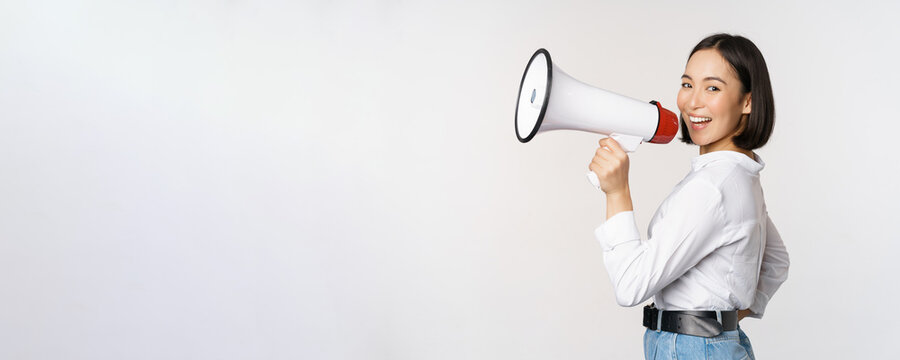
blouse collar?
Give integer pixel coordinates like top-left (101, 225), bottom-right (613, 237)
top-left (691, 150), bottom-right (765, 174)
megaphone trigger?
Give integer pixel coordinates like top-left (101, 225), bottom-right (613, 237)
top-left (609, 133), bottom-right (643, 153)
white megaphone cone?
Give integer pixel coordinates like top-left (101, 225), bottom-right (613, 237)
top-left (514, 48), bottom-right (679, 189)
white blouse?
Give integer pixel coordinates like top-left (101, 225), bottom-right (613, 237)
top-left (594, 150), bottom-right (790, 318)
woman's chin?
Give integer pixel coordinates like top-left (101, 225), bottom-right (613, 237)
top-left (691, 137), bottom-right (711, 147)
top-left (686, 133), bottom-right (703, 145)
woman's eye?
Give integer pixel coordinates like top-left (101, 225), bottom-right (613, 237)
top-left (681, 83), bottom-right (692, 89)
top-left (706, 86), bottom-right (720, 91)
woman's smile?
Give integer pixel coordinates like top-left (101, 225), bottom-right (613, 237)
top-left (688, 115), bottom-right (712, 130)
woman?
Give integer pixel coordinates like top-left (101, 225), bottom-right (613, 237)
top-left (588, 34), bottom-right (790, 359)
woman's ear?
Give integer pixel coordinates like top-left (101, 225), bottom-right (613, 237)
top-left (742, 93), bottom-right (752, 115)
top-left (733, 93), bottom-right (752, 137)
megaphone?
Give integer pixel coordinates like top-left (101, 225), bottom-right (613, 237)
top-left (514, 48), bottom-right (679, 189)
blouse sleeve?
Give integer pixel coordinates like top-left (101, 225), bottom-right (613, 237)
top-left (746, 213), bottom-right (790, 319)
top-left (594, 179), bottom-right (728, 307)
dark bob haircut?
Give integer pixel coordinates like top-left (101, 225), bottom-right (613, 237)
top-left (679, 33), bottom-right (775, 151)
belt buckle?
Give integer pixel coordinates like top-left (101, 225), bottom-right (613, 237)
top-left (656, 309), bottom-right (663, 333)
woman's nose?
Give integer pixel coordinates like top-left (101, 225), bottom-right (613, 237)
top-left (688, 90), bottom-right (703, 109)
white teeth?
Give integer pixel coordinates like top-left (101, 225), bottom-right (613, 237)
top-left (689, 116), bottom-right (712, 123)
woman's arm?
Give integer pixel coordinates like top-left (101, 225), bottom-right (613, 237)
top-left (594, 180), bottom-right (726, 307)
top-left (746, 213), bottom-right (791, 319)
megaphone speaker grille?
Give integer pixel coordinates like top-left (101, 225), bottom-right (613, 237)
top-left (515, 49), bottom-right (552, 143)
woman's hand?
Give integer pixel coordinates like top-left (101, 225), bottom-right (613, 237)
top-left (737, 309), bottom-right (751, 322)
top-left (589, 137), bottom-right (631, 195)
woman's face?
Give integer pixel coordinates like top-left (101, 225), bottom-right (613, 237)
top-left (677, 49), bottom-right (751, 152)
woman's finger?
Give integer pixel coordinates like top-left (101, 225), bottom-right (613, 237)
top-left (589, 162), bottom-right (607, 178)
top-left (594, 145), bottom-right (612, 161)
top-left (600, 137), bottom-right (626, 157)
top-left (591, 157), bottom-right (610, 173)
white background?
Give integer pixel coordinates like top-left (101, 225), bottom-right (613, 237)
top-left (2, 1), bottom-right (899, 359)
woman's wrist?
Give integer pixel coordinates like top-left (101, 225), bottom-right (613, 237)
top-left (605, 184), bottom-right (634, 220)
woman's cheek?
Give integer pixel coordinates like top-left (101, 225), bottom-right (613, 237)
top-left (675, 93), bottom-right (688, 115)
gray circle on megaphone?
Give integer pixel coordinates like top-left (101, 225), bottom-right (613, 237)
top-left (515, 48), bottom-right (552, 143)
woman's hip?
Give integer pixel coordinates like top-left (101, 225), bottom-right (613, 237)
top-left (643, 326), bottom-right (755, 360)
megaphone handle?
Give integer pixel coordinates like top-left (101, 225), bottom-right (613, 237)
top-left (587, 133), bottom-right (642, 190)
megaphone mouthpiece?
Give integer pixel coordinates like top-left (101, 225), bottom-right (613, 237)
top-left (648, 100), bottom-right (679, 144)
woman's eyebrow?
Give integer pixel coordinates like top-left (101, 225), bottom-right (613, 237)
top-left (681, 74), bottom-right (727, 85)
top-left (705, 76), bottom-right (727, 85)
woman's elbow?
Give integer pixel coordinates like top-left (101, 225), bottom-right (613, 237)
top-left (614, 286), bottom-right (648, 307)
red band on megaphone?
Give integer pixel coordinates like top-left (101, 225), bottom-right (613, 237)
top-left (649, 101), bottom-right (679, 144)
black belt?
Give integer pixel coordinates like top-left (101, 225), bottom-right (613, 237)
top-left (642, 303), bottom-right (738, 338)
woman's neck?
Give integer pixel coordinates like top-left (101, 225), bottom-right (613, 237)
top-left (700, 140), bottom-right (754, 160)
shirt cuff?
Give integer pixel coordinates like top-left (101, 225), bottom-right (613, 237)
top-left (594, 211), bottom-right (641, 251)
top-left (747, 290), bottom-right (771, 319)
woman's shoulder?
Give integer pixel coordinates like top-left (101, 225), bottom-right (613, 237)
top-left (680, 164), bottom-right (764, 222)
top-left (667, 175), bottom-right (724, 209)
